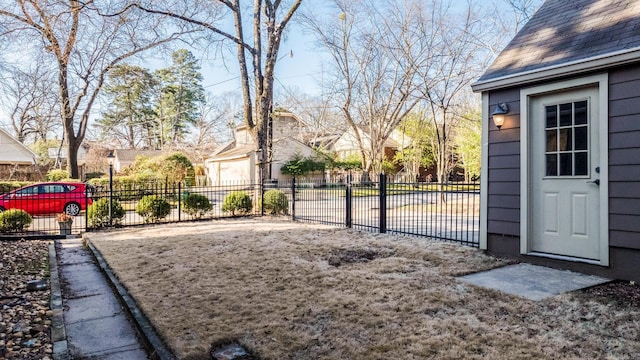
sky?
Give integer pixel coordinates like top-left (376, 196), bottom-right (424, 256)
top-left (198, 27), bottom-right (328, 97)
top-left (183, 4), bottom-right (331, 99)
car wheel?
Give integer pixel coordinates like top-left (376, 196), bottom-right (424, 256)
top-left (64, 202), bottom-right (81, 216)
top-left (0, 207), bottom-right (5, 212)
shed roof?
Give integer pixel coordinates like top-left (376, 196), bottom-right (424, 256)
top-left (473, 0), bottom-right (640, 91)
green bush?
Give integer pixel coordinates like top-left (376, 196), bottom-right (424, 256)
top-left (281, 155), bottom-right (326, 176)
top-left (259, 189), bottom-right (289, 215)
top-left (88, 175), bottom-right (172, 201)
top-left (0, 209), bottom-right (32, 233)
top-left (221, 191), bottom-right (252, 215)
top-left (87, 198), bottom-right (125, 228)
top-left (0, 181), bottom-right (32, 194)
top-left (136, 195), bottom-right (171, 223)
top-left (182, 193), bottom-right (212, 219)
top-left (84, 172), bottom-right (104, 180)
top-left (46, 169), bottom-right (69, 181)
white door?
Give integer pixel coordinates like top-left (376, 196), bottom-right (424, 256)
top-left (530, 86), bottom-right (601, 260)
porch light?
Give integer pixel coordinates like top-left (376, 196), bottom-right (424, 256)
top-left (491, 103), bottom-right (509, 130)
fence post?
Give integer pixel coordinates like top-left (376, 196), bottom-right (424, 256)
top-left (108, 165), bottom-right (113, 226)
top-left (178, 182), bottom-right (182, 222)
top-left (346, 173), bottom-right (352, 228)
top-left (379, 173), bottom-right (387, 233)
top-left (291, 177), bottom-right (296, 221)
top-left (260, 169), bottom-right (265, 216)
top-left (85, 188), bottom-right (89, 232)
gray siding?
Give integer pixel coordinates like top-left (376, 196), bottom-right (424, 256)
top-left (487, 88), bottom-right (521, 237)
top-left (609, 65), bottom-right (640, 250)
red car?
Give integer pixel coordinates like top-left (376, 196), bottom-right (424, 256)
top-left (0, 182), bottom-right (92, 216)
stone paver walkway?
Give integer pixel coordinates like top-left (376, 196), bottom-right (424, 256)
top-left (56, 238), bottom-right (148, 359)
top-left (459, 263), bottom-right (610, 301)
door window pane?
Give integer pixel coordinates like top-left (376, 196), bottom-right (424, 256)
top-left (559, 103), bottom-right (572, 126)
top-left (574, 126), bottom-right (588, 150)
top-left (559, 128), bottom-right (572, 151)
top-left (575, 152), bottom-right (588, 175)
top-left (546, 154), bottom-right (558, 176)
top-left (546, 130), bottom-right (557, 152)
top-left (559, 153), bottom-right (572, 175)
top-left (574, 101), bottom-right (587, 125)
top-left (545, 106), bottom-right (557, 128)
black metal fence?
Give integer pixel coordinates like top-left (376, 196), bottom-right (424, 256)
top-left (0, 175), bottom-right (479, 247)
top-left (291, 174), bottom-right (480, 247)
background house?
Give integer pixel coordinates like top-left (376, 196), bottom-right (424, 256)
top-left (0, 127), bottom-right (40, 180)
top-left (112, 149), bottom-right (164, 173)
top-left (472, 0), bottom-right (640, 281)
top-left (204, 112), bottom-right (318, 185)
top-left (332, 126), bottom-right (402, 163)
top-left (47, 142), bottom-right (91, 179)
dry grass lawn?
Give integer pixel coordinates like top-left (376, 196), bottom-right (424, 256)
top-left (87, 219), bottom-right (640, 359)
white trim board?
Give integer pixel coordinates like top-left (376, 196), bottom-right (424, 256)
top-left (519, 74), bottom-right (609, 266)
top-left (480, 92), bottom-right (489, 250)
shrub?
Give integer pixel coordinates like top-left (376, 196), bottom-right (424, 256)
top-left (84, 172), bottom-right (104, 181)
top-left (0, 209), bottom-right (32, 233)
top-left (46, 169), bottom-right (69, 181)
top-left (221, 191), bottom-right (252, 215)
top-left (0, 181), bottom-right (32, 194)
top-left (87, 198), bottom-right (125, 228)
top-left (136, 195), bottom-right (171, 223)
top-left (259, 189), bottom-right (289, 215)
top-left (182, 193), bottom-right (212, 219)
top-left (281, 155), bottom-right (326, 176)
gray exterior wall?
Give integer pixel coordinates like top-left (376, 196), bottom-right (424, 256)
top-left (487, 88), bottom-right (521, 237)
top-left (609, 66), bottom-right (640, 250)
top-left (485, 64), bottom-right (640, 281)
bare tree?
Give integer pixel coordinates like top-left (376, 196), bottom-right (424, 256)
top-left (0, 61), bottom-right (60, 143)
top-left (467, 0), bottom-right (544, 57)
top-left (416, 0), bottom-right (494, 184)
top-left (182, 92), bottom-right (232, 164)
top-left (275, 86), bottom-right (345, 146)
top-left (132, 0), bottom-right (302, 180)
top-left (0, 1), bottom-right (190, 178)
top-left (304, 0), bottom-right (431, 178)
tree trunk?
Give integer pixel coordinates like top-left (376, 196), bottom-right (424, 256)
top-left (67, 138), bottom-right (81, 179)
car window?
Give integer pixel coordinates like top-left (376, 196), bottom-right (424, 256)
top-left (42, 185), bottom-right (67, 193)
top-left (15, 186), bottom-right (39, 196)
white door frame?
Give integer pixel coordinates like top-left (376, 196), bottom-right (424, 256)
top-left (520, 74), bottom-right (609, 266)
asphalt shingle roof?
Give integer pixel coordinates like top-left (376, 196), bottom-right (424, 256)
top-left (478, 0), bottom-right (640, 83)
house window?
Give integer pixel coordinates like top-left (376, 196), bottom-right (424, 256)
top-left (544, 100), bottom-right (589, 177)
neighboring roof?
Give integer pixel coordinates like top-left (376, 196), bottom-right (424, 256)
top-left (207, 141), bottom-right (236, 158)
top-left (209, 144), bottom-right (254, 161)
top-left (273, 111), bottom-right (308, 127)
top-left (473, 0), bottom-right (640, 91)
top-left (338, 127), bottom-right (401, 148)
top-left (0, 127), bottom-right (37, 164)
top-left (308, 134), bottom-right (342, 149)
top-left (113, 149), bottom-right (164, 162)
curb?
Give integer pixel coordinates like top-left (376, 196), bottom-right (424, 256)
top-left (85, 239), bottom-right (175, 360)
top-left (49, 242), bottom-right (70, 360)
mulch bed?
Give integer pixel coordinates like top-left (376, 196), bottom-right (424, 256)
top-left (582, 280), bottom-right (640, 308)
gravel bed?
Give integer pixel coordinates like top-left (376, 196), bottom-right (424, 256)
top-left (0, 239), bottom-right (53, 359)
